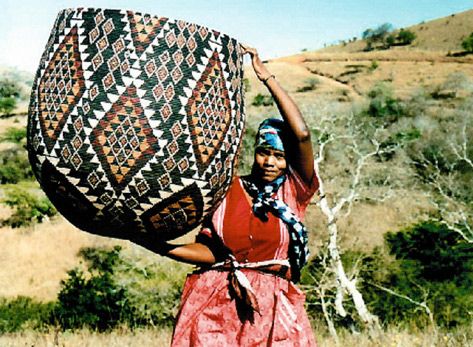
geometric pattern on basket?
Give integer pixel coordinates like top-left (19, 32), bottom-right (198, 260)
top-left (91, 85), bottom-right (159, 188)
top-left (141, 182), bottom-right (203, 240)
top-left (128, 12), bottom-right (167, 54)
top-left (38, 26), bottom-right (86, 152)
top-left (27, 8), bottom-right (245, 240)
top-left (186, 50), bottom-right (232, 175)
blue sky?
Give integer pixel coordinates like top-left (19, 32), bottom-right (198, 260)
top-left (1, 0), bottom-right (472, 73)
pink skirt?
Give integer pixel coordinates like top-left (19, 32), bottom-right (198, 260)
top-left (171, 269), bottom-right (317, 346)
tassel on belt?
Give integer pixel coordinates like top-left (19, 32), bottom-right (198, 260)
top-left (197, 256), bottom-right (291, 314)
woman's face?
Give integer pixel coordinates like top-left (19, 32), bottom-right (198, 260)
top-left (253, 147), bottom-right (287, 182)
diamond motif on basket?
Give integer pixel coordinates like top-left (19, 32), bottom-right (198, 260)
top-left (172, 50), bottom-right (184, 65)
top-left (165, 30), bottom-right (177, 47)
top-left (156, 65), bottom-right (168, 82)
top-left (177, 33), bottom-right (186, 49)
top-left (198, 27), bottom-right (208, 40)
top-left (159, 103), bottom-right (172, 121)
top-left (185, 53), bottom-right (195, 67)
top-left (38, 26), bottom-right (85, 151)
top-left (159, 51), bottom-right (170, 64)
top-left (87, 171), bottom-right (101, 189)
top-left (92, 86), bottom-right (159, 187)
top-left (164, 84), bottom-right (175, 102)
top-left (112, 38), bottom-right (126, 54)
top-left (96, 36), bottom-right (109, 52)
top-left (92, 53), bottom-right (104, 70)
top-left (171, 66), bottom-right (183, 84)
top-left (95, 12), bottom-right (105, 25)
top-left (144, 59), bottom-right (157, 77)
top-left (186, 36), bottom-right (196, 52)
top-left (89, 27), bottom-right (100, 43)
top-left (103, 18), bottom-right (115, 35)
top-left (186, 50), bottom-right (232, 174)
top-left (152, 84), bottom-right (164, 101)
top-left (107, 55), bottom-right (120, 71)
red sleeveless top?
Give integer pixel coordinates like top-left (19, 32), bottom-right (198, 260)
top-left (199, 166), bottom-right (319, 263)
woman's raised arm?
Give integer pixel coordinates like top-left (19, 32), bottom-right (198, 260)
top-left (241, 45), bottom-right (315, 184)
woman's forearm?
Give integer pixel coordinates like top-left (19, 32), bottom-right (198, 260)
top-left (130, 234), bottom-right (216, 265)
top-left (264, 77), bottom-right (311, 143)
top-left (165, 242), bottom-right (216, 265)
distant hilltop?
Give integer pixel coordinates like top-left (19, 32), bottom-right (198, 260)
top-left (319, 8), bottom-right (473, 54)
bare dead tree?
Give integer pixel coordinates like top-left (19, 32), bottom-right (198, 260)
top-left (301, 250), bottom-right (340, 343)
top-left (304, 108), bottom-right (409, 329)
top-left (413, 119), bottom-right (473, 243)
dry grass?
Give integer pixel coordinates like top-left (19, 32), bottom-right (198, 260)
top-left (1, 325), bottom-right (472, 347)
top-left (0, 217), bottom-right (124, 300)
top-left (0, 327), bottom-right (173, 347)
top-left (314, 325), bottom-right (473, 347)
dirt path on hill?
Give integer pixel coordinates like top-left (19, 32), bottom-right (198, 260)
top-left (305, 66), bottom-right (363, 97)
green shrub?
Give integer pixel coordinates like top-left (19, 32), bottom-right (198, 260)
top-left (243, 78), bottom-right (251, 93)
top-left (120, 258), bottom-right (184, 327)
top-left (1, 186), bottom-right (57, 227)
top-left (369, 60), bottom-right (379, 71)
top-left (237, 125), bottom-right (258, 175)
top-left (53, 246), bottom-right (135, 331)
top-left (52, 246), bottom-right (185, 331)
top-left (462, 32), bottom-right (473, 52)
top-left (0, 78), bottom-right (21, 116)
top-left (297, 78), bottom-right (320, 92)
top-left (252, 93), bottom-right (274, 107)
top-left (0, 127), bottom-right (27, 144)
top-left (366, 82), bottom-right (405, 122)
top-left (0, 97), bottom-right (16, 116)
top-left (0, 296), bottom-right (53, 333)
top-left (377, 128), bottom-right (421, 160)
top-left (362, 23), bottom-right (394, 50)
top-left (364, 221), bottom-right (473, 328)
top-left (302, 221), bottom-right (473, 329)
top-left (385, 34), bottom-right (396, 48)
top-left (397, 29), bottom-right (416, 45)
top-left (0, 148), bottom-right (34, 183)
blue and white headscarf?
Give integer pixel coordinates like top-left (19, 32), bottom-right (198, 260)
top-left (254, 118), bottom-right (286, 152)
top-left (242, 118), bottom-right (310, 282)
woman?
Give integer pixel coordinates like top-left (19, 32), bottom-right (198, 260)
top-left (140, 46), bottom-right (318, 346)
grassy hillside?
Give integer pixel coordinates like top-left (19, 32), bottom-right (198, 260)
top-left (320, 8), bottom-right (473, 53)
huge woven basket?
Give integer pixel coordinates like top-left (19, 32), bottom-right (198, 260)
top-left (27, 8), bottom-right (245, 241)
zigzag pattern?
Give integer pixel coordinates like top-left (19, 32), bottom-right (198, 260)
top-left (27, 8), bottom-right (245, 240)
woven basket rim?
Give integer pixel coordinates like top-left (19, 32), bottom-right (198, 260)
top-left (59, 7), bottom-right (242, 46)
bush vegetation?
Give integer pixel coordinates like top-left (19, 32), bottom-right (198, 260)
top-left (1, 185), bottom-right (57, 227)
top-left (51, 246), bottom-right (184, 331)
top-left (397, 29), bottom-right (417, 45)
top-left (0, 148), bottom-right (34, 184)
top-left (52, 246), bottom-right (135, 331)
top-left (0, 78), bottom-right (21, 116)
top-left (302, 221), bottom-right (473, 329)
top-left (461, 32), bottom-right (473, 52)
top-left (251, 93), bottom-right (274, 107)
top-left (296, 78), bottom-right (320, 92)
top-left (362, 24), bottom-right (416, 50)
top-left (364, 82), bottom-right (405, 123)
top-left (0, 127), bottom-right (27, 144)
top-left (0, 296), bottom-right (53, 333)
